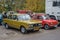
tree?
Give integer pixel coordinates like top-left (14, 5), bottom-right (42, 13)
top-left (24, 0), bottom-right (45, 13)
top-left (0, 0), bottom-right (45, 13)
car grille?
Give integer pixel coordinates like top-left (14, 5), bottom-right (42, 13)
top-left (33, 24), bottom-right (42, 27)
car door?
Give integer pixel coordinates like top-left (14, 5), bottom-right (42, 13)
top-left (7, 15), bottom-right (14, 27)
top-left (12, 15), bottom-right (19, 29)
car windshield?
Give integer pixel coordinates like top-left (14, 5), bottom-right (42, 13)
top-left (42, 15), bottom-right (50, 20)
top-left (18, 14), bottom-right (31, 20)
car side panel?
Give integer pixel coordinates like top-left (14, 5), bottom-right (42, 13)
top-left (3, 19), bottom-right (13, 27)
top-left (12, 20), bottom-right (29, 29)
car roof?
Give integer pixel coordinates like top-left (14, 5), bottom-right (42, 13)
top-left (11, 14), bottom-right (29, 16)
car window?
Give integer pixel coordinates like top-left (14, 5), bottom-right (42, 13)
top-left (42, 15), bottom-right (50, 20)
top-left (12, 15), bottom-right (17, 20)
top-left (33, 15), bottom-right (37, 19)
top-left (8, 15), bottom-right (12, 19)
top-left (18, 14), bottom-right (31, 20)
top-left (37, 16), bottom-right (43, 20)
top-left (18, 16), bottom-right (23, 20)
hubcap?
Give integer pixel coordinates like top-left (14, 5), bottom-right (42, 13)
top-left (5, 24), bottom-right (8, 28)
top-left (45, 25), bottom-right (49, 30)
top-left (21, 27), bottom-right (25, 33)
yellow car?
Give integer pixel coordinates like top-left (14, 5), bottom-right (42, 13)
top-left (3, 14), bottom-right (42, 33)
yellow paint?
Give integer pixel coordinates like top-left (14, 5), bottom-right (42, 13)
top-left (3, 14), bottom-right (42, 31)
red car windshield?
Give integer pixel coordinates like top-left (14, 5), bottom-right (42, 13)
top-left (42, 15), bottom-right (50, 20)
top-left (38, 15), bottom-right (50, 20)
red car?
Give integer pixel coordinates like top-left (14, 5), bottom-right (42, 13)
top-left (32, 13), bottom-right (58, 30)
top-left (17, 10), bottom-right (33, 16)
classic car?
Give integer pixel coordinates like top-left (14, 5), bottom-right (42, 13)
top-left (3, 14), bottom-right (42, 33)
top-left (32, 13), bottom-right (58, 30)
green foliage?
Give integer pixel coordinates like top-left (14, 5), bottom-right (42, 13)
top-left (24, 0), bottom-right (45, 13)
top-left (0, 0), bottom-right (45, 13)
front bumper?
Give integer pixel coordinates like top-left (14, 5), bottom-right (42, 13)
top-left (49, 25), bottom-right (58, 28)
top-left (26, 23), bottom-right (42, 31)
top-left (26, 26), bottom-right (40, 31)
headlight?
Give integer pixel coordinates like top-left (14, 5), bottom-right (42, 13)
top-left (29, 24), bottom-right (33, 27)
top-left (38, 24), bottom-right (41, 26)
top-left (30, 24), bottom-right (33, 27)
top-left (38, 24), bottom-right (42, 26)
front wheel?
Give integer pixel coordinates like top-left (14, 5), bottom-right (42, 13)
top-left (20, 27), bottom-right (27, 34)
top-left (44, 25), bottom-right (50, 30)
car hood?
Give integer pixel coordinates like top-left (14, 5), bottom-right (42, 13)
top-left (43, 19), bottom-right (58, 24)
top-left (19, 20), bottom-right (42, 24)
top-left (43, 19), bottom-right (57, 22)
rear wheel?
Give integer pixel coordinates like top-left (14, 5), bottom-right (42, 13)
top-left (44, 25), bottom-right (49, 30)
top-left (20, 27), bottom-right (27, 34)
top-left (5, 24), bottom-right (9, 29)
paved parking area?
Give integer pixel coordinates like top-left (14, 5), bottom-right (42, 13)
top-left (0, 25), bottom-right (60, 40)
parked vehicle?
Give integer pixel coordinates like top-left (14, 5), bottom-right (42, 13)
top-left (32, 13), bottom-right (58, 30)
top-left (0, 14), bottom-right (3, 24)
top-left (3, 14), bottom-right (42, 33)
top-left (17, 10), bottom-right (33, 16)
top-left (46, 0), bottom-right (60, 21)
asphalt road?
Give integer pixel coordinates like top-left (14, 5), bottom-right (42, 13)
top-left (0, 25), bottom-right (60, 40)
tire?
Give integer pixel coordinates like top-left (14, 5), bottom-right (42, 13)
top-left (44, 25), bottom-right (49, 30)
top-left (5, 24), bottom-right (9, 29)
top-left (20, 27), bottom-right (27, 34)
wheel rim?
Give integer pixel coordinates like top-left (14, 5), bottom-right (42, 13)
top-left (45, 25), bottom-right (49, 30)
top-left (5, 24), bottom-right (8, 28)
top-left (21, 27), bottom-right (25, 33)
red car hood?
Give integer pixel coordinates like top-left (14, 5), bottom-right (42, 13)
top-left (43, 19), bottom-right (58, 25)
top-left (44, 19), bottom-right (56, 22)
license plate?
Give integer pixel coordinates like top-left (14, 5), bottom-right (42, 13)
top-left (34, 27), bottom-right (39, 30)
top-left (54, 25), bottom-right (57, 27)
